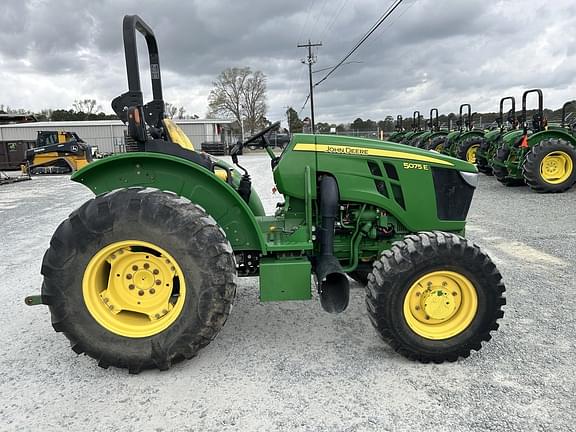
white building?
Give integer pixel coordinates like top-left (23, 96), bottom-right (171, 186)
top-left (0, 119), bottom-right (233, 153)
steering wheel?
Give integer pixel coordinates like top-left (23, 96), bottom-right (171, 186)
top-left (243, 121), bottom-right (281, 146)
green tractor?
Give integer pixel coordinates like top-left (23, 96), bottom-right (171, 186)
top-left (425, 113), bottom-right (456, 152)
top-left (26, 15), bottom-right (505, 372)
top-left (491, 89), bottom-right (576, 192)
top-left (442, 104), bottom-right (485, 163)
top-left (415, 108), bottom-right (449, 149)
top-left (475, 96), bottom-right (518, 175)
top-left (387, 115), bottom-right (406, 143)
top-left (400, 111), bottom-right (425, 145)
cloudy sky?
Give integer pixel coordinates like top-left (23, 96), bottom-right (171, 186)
top-left (1, 0), bottom-right (576, 125)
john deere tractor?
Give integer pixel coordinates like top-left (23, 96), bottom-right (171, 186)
top-left (387, 115), bottom-right (406, 143)
top-left (400, 111), bottom-right (424, 145)
top-left (491, 89), bottom-right (576, 192)
top-left (425, 113), bottom-right (456, 152)
top-left (475, 96), bottom-right (518, 175)
top-left (442, 104), bottom-right (485, 162)
top-left (26, 15), bottom-right (505, 372)
top-left (415, 109), bottom-right (449, 149)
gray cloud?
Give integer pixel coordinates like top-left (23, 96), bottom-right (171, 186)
top-left (0, 0), bottom-right (575, 124)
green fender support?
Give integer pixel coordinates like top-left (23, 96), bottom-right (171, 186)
top-left (71, 152), bottom-right (267, 252)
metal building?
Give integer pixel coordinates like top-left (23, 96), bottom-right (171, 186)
top-left (0, 119), bottom-right (233, 153)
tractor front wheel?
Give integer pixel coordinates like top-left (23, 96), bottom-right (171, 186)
top-left (457, 136), bottom-right (483, 164)
top-left (492, 146), bottom-right (525, 186)
top-left (426, 136), bottom-right (447, 153)
top-left (365, 232), bottom-right (505, 363)
top-left (41, 188), bottom-right (237, 373)
top-left (477, 137), bottom-right (493, 175)
top-left (522, 138), bottom-right (576, 193)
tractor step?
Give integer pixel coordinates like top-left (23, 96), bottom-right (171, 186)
top-left (24, 295), bottom-right (44, 306)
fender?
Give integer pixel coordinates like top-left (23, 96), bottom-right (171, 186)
top-left (528, 129), bottom-right (576, 147)
top-left (71, 152), bottom-right (267, 252)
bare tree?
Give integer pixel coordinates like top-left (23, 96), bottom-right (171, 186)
top-left (208, 67), bottom-right (267, 136)
top-left (242, 71), bottom-right (267, 135)
top-left (165, 102), bottom-right (178, 119)
top-left (73, 99), bottom-right (102, 114)
top-left (164, 102), bottom-right (187, 119)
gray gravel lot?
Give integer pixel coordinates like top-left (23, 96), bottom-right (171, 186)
top-left (1, 154), bottom-right (575, 432)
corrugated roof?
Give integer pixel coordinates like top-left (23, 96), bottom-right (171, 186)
top-left (0, 118), bottom-right (233, 128)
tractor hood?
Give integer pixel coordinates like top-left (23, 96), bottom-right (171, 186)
top-left (292, 133), bottom-right (477, 173)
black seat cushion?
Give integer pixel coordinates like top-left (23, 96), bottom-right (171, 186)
top-left (145, 139), bottom-right (213, 171)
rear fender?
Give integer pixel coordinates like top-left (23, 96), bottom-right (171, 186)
top-left (71, 152), bottom-right (267, 252)
top-left (528, 129), bottom-right (576, 147)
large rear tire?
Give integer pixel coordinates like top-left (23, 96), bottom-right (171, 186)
top-left (522, 138), bottom-right (576, 193)
top-left (41, 187), bottom-right (237, 373)
top-left (366, 232), bottom-right (505, 363)
top-left (492, 145), bottom-right (525, 186)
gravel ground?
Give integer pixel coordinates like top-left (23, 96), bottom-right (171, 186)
top-left (1, 154), bottom-right (575, 432)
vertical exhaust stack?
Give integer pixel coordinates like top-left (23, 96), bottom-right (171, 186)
top-left (315, 176), bottom-right (350, 313)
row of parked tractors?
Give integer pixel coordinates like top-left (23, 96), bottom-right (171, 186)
top-left (387, 89), bottom-right (576, 193)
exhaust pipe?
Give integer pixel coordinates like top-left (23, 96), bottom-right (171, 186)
top-left (316, 175), bottom-right (350, 313)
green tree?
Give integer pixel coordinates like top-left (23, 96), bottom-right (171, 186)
top-left (286, 107), bottom-right (303, 133)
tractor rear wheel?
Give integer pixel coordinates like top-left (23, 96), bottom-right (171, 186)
top-left (41, 187), bottom-right (237, 373)
top-left (426, 136), bottom-right (447, 153)
top-left (456, 136), bottom-right (483, 164)
top-left (477, 137), bottom-right (493, 175)
top-left (365, 232), bottom-right (505, 363)
top-left (522, 138), bottom-right (576, 193)
top-left (492, 145), bottom-right (525, 186)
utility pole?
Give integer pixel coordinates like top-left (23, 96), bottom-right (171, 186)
top-left (298, 40), bottom-right (322, 133)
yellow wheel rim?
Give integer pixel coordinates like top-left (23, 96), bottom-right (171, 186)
top-left (434, 144), bottom-right (444, 152)
top-left (466, 144), bottom-right (480, 164)
top-left (403, 271), bottom-right (478, 340)
top-left (83, 240), bottom-right (186, 338)
top-left (540, 151), bottom-right (573, 184)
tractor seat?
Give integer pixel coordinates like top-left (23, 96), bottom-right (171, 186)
top-left (145, 139), bottom-right (230, 183)
top-left (145, 139), bottom-right (214, 171)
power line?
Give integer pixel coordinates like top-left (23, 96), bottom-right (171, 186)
top-left (318, 0), bottom-right (349, 41)
top-left (299, 94), bottom-right (310, 116)
top-left (314, 0), bottom-right (405, 87)
top-left (363, 0), bottom-right (419, 51)
top-left (312, 61), bottom-right (363, 74)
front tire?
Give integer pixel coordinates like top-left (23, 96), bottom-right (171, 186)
top-left (366, 232), bottom-right (505, 363)
top-left (522, 138), bottom-right (576, 193)
top-left (41, 187), bottom-right (237, 373)
top-left (426, 136), bottom-right (447, 152)
top-left (457, 136), bottom-right (483, 164)
top-left (477, 137), bottom-right (493, 175)
top-left (492, 145), bottom-right (525, 186)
